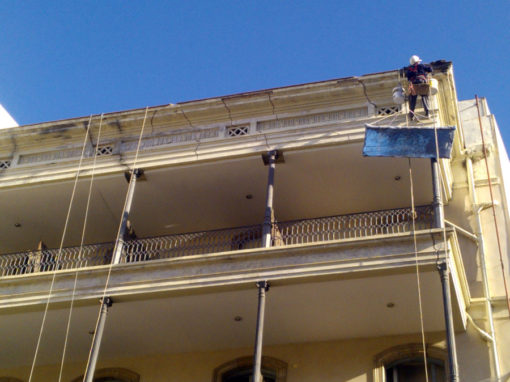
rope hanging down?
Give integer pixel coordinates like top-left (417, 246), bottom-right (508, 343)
top-left (29, 115), bottom-right (94, 382)
top-left (58, 114), bottom-right (105, 382)
top-left (363, 92), bottom-right (455, 381)
top-left (83, 107), bottom-right (149, 379)
top-left (407, 110), bottom-right (449, 382)
top-left (400, 68), bottom-right (429, 381)
top-left (408, 157), bottom-right (430, 382)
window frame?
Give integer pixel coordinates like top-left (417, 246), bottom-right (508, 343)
top-left (71, 367), bottom-right (140, 382)
top-left (213, 356), bottom-right (287, 382)
top-left (373, 343), bottom-right (448, 382)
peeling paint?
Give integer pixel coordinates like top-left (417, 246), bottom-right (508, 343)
top-left (40, 123), bottom-right (74, 135)
top-left (109, 120), bottom-right (123, 133)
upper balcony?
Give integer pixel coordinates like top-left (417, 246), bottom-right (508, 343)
top-left (0, 63), bottom-right (470, 307)
top-left (0, 142), bottom-right (438, 256)
top-left (0, 64), bottom-right (462, 256)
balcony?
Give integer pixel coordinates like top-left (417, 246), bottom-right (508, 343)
top-left (0, 203), bottom-right (468, 371)
top-left (0, 205), bottom-right (433, 277)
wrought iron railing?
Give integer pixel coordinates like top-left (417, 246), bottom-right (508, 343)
top-left (276, 205), bottom-right (433, 245)
top-left (0, 205), bottom-right (433, 277)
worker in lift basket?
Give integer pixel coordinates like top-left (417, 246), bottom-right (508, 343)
top-left (405, 55), bottom-right (432, 121)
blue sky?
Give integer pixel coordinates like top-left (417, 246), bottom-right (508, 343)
top-left (1, 1), bottom-right (509, 144)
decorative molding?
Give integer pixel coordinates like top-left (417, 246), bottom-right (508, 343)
top-left (96, 144), bottom-right (114, 157)
top-left (376, 105), bottom-right (401, 116)
top-left (256, 107), bottom-right (367, 132)
top-left (18, 147), bottom-right (90, 165)
top-left (0, 159), bottom-right (11, 169)
top-left (225, 125), bottom-right (249, 137)
top-left (120, 127), bottom-right (220, 152)
top-left (8, 108), bottom-right (369, 171)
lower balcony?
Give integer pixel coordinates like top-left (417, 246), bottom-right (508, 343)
top-left (0, 202), bottom-right (472, 379)
top-left (0, 205), bottom-right (433, 277)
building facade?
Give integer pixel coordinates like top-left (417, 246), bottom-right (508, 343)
top-left (0, 61), bottom-right (509, 381)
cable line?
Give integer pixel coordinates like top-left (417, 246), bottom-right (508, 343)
top-left (83, 107), bottom-right (149, 382)
top-left (29, 115), bottom-right (94, 382)
top-left (58, 114), bottom-right (105, 382)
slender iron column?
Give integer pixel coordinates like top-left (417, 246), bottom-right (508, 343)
top-left (252, 281), bottom-right (269, 382)
top-left (431, 158), bottom-right (444, 229)
top-left (83, 168), bottom-right (142, 382)
top-left (438, 262), bottom-right (459, 382)
top-left (252, 150), bottom-right (280, 382)
top-left (113, 169), bottom-right (143, 263)
top-left (83, 297), bottom-right (113, 382)
top-left (261, 151), bottom-right (277, 248)
top-left (431, 157), bottom-right (458, 380)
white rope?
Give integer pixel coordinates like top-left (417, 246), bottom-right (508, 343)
top-left (58, 114), bottom-right (104, 382)
top-left (403, 83), bottom-right (429, 381)
top-left (83, 107), bottom-right (149, 377)
top-left (371, 111), bottom-right (399, 126)
top-left (408, 157), bottom-right (430, 382)
top-left (29, 115), bottom-right (93, 382)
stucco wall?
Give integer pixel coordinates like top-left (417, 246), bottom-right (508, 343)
top-left (1, 331), bottom-right (499, 382)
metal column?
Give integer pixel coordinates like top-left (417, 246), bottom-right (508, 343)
top-left (252, 281), bottom-right (269, 382)
top-left (252, 150), bottom-right (280, 382)
top-left (261, 150), bottom-right (277, 248)
top-left (431, 158), bottom-right (458, 381)
top-left (113, 169), bottom-right (143, 263)
top-left (83, 168), bottom-right (142, 382)
top-left (83, 297), bottom-right (112, 382)
top-left (431, 158), bottom-right (444, 229)
top-left (438, 262), bottom-right (459, 382)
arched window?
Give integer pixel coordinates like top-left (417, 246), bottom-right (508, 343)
top-left (385, 356), bottom-right (445, 382)
top-left (374, 344), bottom-right (447, 382)
top-left (71, 368), bottom-right (140, 382)
top-left (213, 356), bottom-right (287, 382)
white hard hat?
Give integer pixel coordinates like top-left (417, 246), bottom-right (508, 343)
top-left (410, 55), bottom-right (422, 65)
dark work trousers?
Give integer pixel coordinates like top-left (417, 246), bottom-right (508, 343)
top-left (409, 94), bottom-right (430, 116)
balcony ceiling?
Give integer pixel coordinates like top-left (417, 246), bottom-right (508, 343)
top-left (0, 269), bottom-right (456, 368)
top-left (0, 143), bottom-right (432, 253)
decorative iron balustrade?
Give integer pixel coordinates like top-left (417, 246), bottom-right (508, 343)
top-left (0, 206), bottom-right (433, 277)
top-left (0, 243), bottom-right (113, 277)
top-left (276, 205), bottom-right (433, 245)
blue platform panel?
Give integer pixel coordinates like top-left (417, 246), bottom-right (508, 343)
top-left (363, 125), bottom-right (456, 159)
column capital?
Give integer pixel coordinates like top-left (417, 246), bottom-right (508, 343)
top-left (261, 150), bottom-right (284, 166)
top-left (256, 281), bottom-right (270, 291)
top-left (124, 168), bottom-right (145, 182)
